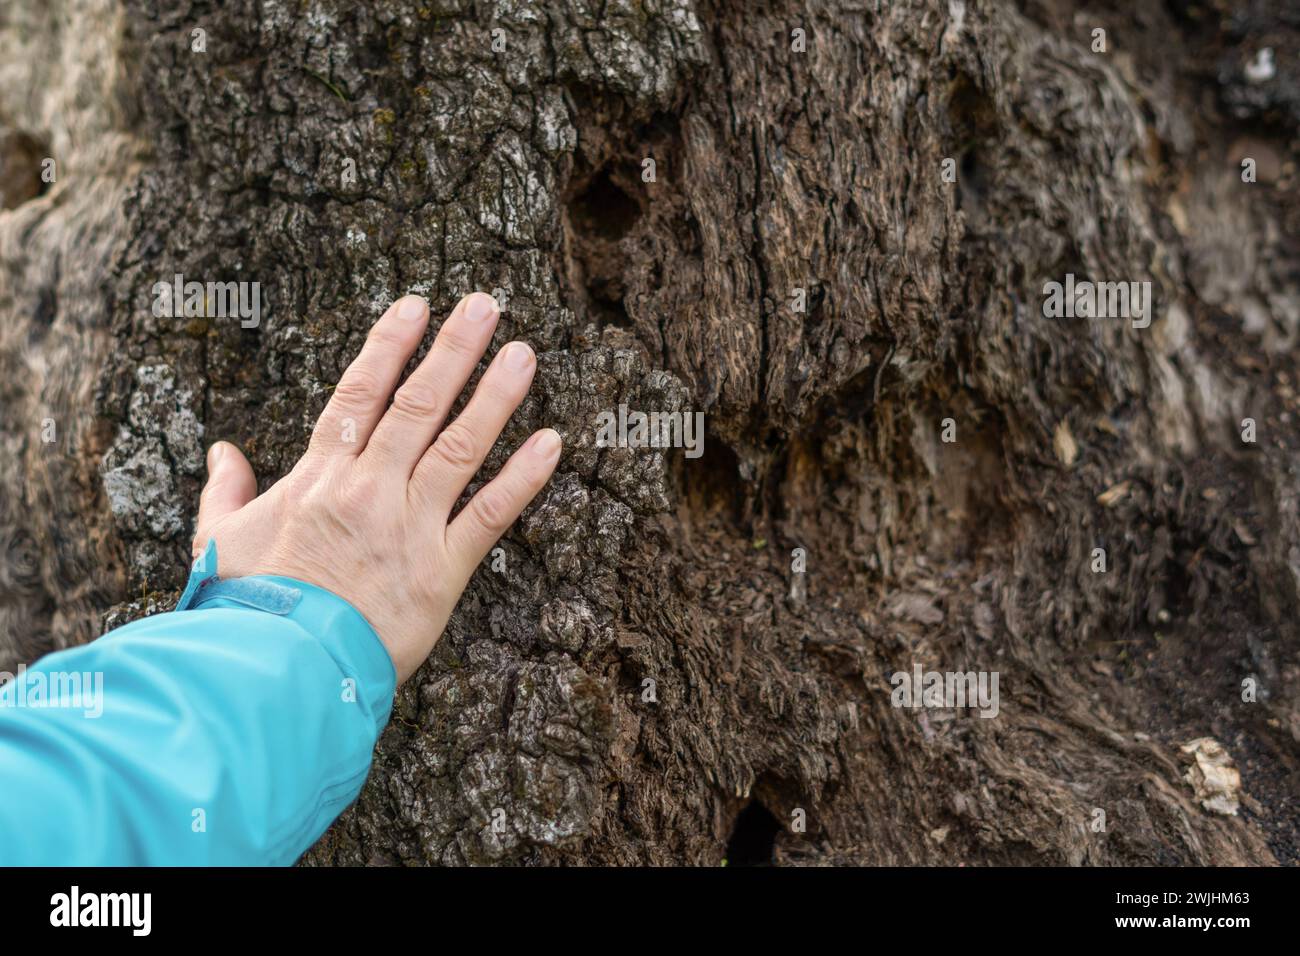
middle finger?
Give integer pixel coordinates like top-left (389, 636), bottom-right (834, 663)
top-left (362, 291), bottom-right (500, 476)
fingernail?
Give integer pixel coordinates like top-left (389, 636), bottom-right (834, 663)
top-left (396, 295), bottom-right (428, 321)
top-left (503, 341), bottom-right (534, 372)
top-left (533, 428), bottom-right (562, 459)
top-left (207, 443), bottom-right (225, 470)
top-left (464, 292), bottom-right (499, 323)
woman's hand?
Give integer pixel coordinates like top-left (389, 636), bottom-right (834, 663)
top-left (189, 292), bottom-right (561, 684)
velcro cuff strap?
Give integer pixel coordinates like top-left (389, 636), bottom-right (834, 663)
top-left (176, 540), bottom-right (302, 615)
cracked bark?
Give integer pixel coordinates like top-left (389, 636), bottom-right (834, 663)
top-left (1, 0), bottom-right (1298, 864)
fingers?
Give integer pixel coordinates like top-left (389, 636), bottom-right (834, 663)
top-left (362, 292), bottom-right (500, 476)
top-left (193, 442), bottom-right (258, 557)
top-left (444, 428), bottom-right (562, 578)
top-left (308, 295), bottom-right (430, 457)
top-left (410, 341), bottom-right (537, 516)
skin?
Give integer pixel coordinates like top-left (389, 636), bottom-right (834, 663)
top-left (190, 291), bottom-right (561, 684)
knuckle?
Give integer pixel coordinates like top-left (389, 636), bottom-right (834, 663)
top-left (365, 322), bottom-right (408, 352)
top-left (431, 421), bottom-right (480, 470)
top-left (390, 380), bottom-right (442, 420)
top-left (332, 364), bottom-right (385, 408)
top-left (435, 326), bottom-right (477, 360)
top-left (469, 487), bottom-right (514, 535)
top-left (483, 376), bottom-right (525, 409)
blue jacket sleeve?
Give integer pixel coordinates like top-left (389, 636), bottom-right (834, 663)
top-left (0, 542), bottom-right (396, 865)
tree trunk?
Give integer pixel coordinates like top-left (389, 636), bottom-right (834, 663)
top-left (2, 0), bottom-right (1298, 865)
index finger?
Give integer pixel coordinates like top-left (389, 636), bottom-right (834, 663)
top-left (308, 295), bottom-right (430, 457)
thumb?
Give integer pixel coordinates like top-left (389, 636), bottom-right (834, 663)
top-left (193, 441), bottom-right (257, 557)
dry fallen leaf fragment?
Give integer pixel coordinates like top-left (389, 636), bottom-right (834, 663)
top-left (1053, 420), bottom-right (1078, 467)
top-left (1097, 481), bottom-right (1130, 507)
top-left (1180, 737), bottom-right (1242, 816)
top-left (886, 591), bottom-right (944, 625)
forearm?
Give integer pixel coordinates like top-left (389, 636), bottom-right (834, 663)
top-left (0, 550), bottom-right (395, 866)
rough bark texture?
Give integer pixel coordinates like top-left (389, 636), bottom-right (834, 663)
top-left (2, 0), bottom-right (1298, 865)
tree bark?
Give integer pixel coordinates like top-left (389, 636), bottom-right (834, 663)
top-left (1, 0), bottom-right (1298, 865)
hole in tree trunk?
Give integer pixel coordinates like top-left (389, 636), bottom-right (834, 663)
top-left (0, 128), bottom-right (51, 209)
top-left (673, 437), bottom-right (745, 528)
top-left (562, 164), bottom-right (643, 333)
top-left (725, 800), bottom-right (781, 867)
top-left (569, 166), bottom-right (640, 241)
